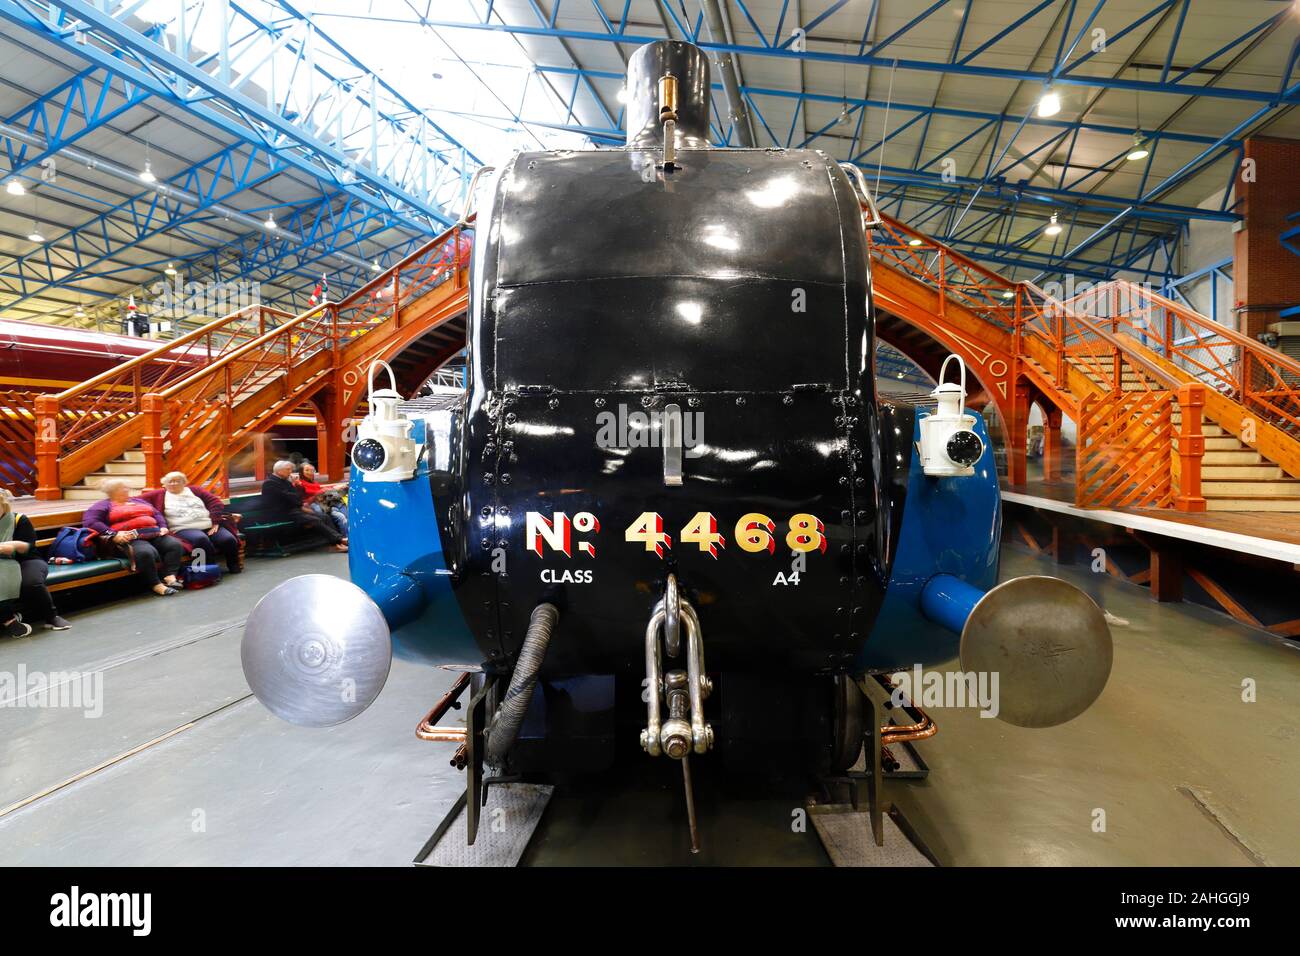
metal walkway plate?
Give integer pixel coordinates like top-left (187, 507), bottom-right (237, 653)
top-left (810, 806), bottom-right (935, 867)
top-left (416, 783), bottom-right (553, 868)
top-left (848, 736), bottom-right (930, 778)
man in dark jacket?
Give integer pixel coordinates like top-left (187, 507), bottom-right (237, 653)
top-left (261, 460), bottom-right (347, 552)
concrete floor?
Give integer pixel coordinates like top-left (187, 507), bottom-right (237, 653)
top-left (0, 546), bottom-right (1296, 866)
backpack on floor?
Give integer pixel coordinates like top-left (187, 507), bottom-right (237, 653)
top-left (49, 527), bottom-right (98, 563)
top-left (182, 563), bottom-right (222, 590)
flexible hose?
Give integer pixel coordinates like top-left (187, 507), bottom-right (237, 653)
top-left (485, 603), bottom-right (558, 768)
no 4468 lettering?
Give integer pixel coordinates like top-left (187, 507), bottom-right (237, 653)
top-left (525, 511), bottom-right (827, 559)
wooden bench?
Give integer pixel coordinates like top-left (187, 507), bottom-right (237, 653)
top-left (16, 479), bottom-right (346, 593)
top-left (228, 493), bottom-right (324, 557)
top-left (34, 531), bottom-right (133, 592)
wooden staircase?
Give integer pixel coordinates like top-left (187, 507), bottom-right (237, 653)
top-left (63, 449), bottom-right (147, 500)
top-left (865, 212), bottom-right (1300, 514)
top-left (1180, 422), bottom-right (1300, 512)
top-left (1073, 353), bottom-right (1300, 511)
top-left (32, 223), bottom-right (472, 499)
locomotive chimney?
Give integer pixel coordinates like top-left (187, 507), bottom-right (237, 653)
top-left (625, 40), bottom-right (711, 150)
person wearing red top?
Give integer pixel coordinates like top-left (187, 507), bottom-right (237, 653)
top-left (299, 463), bottom-right (347, 538)
top-left (82, 478), bottom-right (186, 596)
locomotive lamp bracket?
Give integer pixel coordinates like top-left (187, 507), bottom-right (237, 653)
top-left (917, 355), bottom-right (984, 478)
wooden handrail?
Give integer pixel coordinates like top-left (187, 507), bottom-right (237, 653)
top-left (333, 217), bottom-right (474, 314)
top-left (1110, 279), bottom-right (1300, 379)
top-left (1022, 280), bottom-right (1178, 381)
top-left (155, 222), bottom-right (474, 401)
top-left (878, 212), bottom-right (1014, 290)
top-left (153, 220), bottom-right (473, 404)
top-left (870, 216), bottom-right (1174, 398)
top-left (156, 301), bottom-right (334, 400)
top-left (52, 303), bottom-right (293, 403)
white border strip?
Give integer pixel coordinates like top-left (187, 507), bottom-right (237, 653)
top-left (1000, 491), bottom-right (1300, 565)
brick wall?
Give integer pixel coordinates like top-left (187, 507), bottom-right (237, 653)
top-left (1234, 136), bottom-right (1300, 339)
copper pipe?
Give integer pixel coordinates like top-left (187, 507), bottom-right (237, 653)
top-left (418, 727), bottom-right (468, 743)
top-left (450, 743), bottom-right (468, 770)
top-left (881, 708), bottom-right (937, 745)
top-left (872, 675), bottom-right (938, 745)
top-left (415, 672), bottom-right (472, 742)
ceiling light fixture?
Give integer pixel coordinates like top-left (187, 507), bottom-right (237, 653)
top-left (1126, 133), bottom-right (1149, 162)
top-left (1044, 213), bottom-right (1063, 237)
top-left (1127, 67), bottom-right (1149, 163)
top-left (5, 179), bottom-right (25, 196)
top-left (1036, 86), bottom-right (1061, 119)
top-left (264, 212), bottom-right (277, 230)
top-left (908, 237), bottom-right (924, 247)
top-left (372, 259), bottom-right (381, 271)
top-left (164, 261), bottom-right (177, 276)
top-left (139, 160), bottom-right (157, 184)
top-left (28, 225), bottom-right (45, 243)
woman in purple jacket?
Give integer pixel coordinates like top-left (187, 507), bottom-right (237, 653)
top-left (139, 472), bottom-right (241, 574)
top-left (82, 478), bottom-right (186, 596)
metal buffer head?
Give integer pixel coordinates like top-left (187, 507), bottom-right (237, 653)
top-left (241, 574), bottom-right (393, 727)
top-left (921, 573), bottom-right (1112, 728)
top-left (960, 576), bottom-right (1112, 728)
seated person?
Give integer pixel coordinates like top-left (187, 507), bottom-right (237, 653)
top-left (0, 489), bottom-right (70, 637)
top-left (261, 460), bottom-right (347, 553)
top-left (82, 478), bottom-right (186, 596)
top-left (141, 471), bottom-right (242, 575)
top-left (298, 463), bottom-right (347, 538)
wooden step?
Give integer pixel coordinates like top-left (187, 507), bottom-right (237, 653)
top-left (1202, 479), bottom-right (1300, 496)
top-left (100, 460), bottom-right (147, 475)
top-left (1207, 496), bottom-right (1300, 512)
top-left (62, 487), bottom-right (106, 501)
top-left (1202, 436), bottom-right (1243, 450)
top-left (77, 468), bottom-right (148, 486)
top-left (1200, 464), bottom-right (1284, 479)
top-left (1201, 450), bottom-right (1262, 465)
top-left (121, 450), bottom-right (144, 463)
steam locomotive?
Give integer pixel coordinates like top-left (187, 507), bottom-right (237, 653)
top-left (242, 41), bottom-right (1111, 847)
